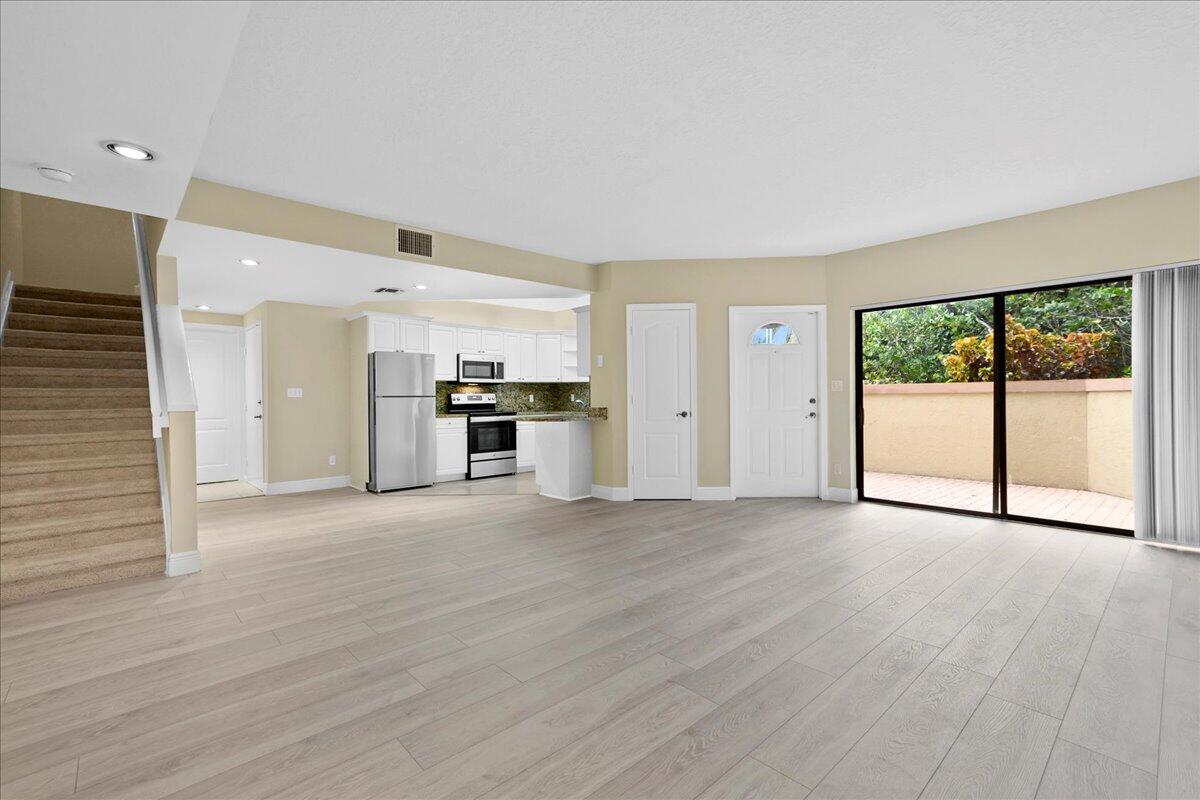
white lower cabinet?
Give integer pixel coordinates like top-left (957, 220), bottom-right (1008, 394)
top-left (516, 421), bottom-right (535, 472)
top-left (435, 418), bottom-right (467, 480)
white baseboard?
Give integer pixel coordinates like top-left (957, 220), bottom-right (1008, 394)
top-left (265, 475), bottom-right (352, 495)
top-left (694, 486), bottom-right (733, 501)
top-left (166, 550), bottom-right (202, 577)
top-left (540, 491), bottom-right (593, 502)
top-left (591, 484), bottom-right (633, 501)
top-left (244, 478), bottom-right (266, 492)
top-left (821, 486), bottom-right (858, 503)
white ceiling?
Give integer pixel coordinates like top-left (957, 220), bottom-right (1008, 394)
top-left (162, 221), bottom-right (586, 314)
top-left (469, 296), bottom-right (589, 312)
top-left (0, 1), bottom-right (249, 217)
top-left (193, 0), bottom-right (1200, 262)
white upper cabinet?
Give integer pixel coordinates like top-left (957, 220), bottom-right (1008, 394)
top-left (480, 329), bottom-right (504, 355)
top-left (575, 308), bottom-right (591, 379)
top-left (428, 324), bottom-right (457, 380)
top-left (536, 334), bottom-right (562, 381)
top-left (399, 318), bottom-right (429, 353)
top-left (519, 334), bottom-right (537, 381)
top-left (457, 327), bottom-right (482, 354)
top-left (369, 317), bottom-right (400, 352)
top-left (503, 332), bottom-right (522, 382)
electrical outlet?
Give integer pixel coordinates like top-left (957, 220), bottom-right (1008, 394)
top-left (328, 455), bottom-right (336, 466)
top-left (528, 394), bottom-right (534, 403)
top-left (596, 354), bottom-right (604, 368)
top-left (287, 387), bottom-right (303, 398)
top-left (831, 380), bottom-right (844, 392)
top-left (570, 394), bottom-right (576, 403)
top-left (835, 463), bottom-right (844, 476)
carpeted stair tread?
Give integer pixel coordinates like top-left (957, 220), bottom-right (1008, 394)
top-left (6, 312), bottom-right (144, 337)
top-left (1, 491), bottom-right (161, 525)
top-left (0, 451), bottom-right (157, 477)
top-left (0, 365), bottom-right (149, 388)
top-left (1, 347), bottom-right (147, 370)
top-left (1, 504), bottom-right (165, 542)
top-left (11, 296), bottom-right (143, 321)
top-left (1, 329), bottom-right (146, 352)
top-left (1, 428), bottom-right (151, 447)
top-left (0, 557), bottom-right (164, 605)
top-left (0, 477), bottom-right (161, 508)
top-left (2, 439), bottom-right (154, 464)
top-left (2, 523), bottom-right (164, 559)
top-left (0, 413), bottom-right (150, 436)
top-left (1, 463), bottom-right (157, 490)
top-left (1, 543), bottom-right (165, 596)
top-left (1, 387), bottom-right (150, 410)
top-left (13, 285), bottom-right (141, 307)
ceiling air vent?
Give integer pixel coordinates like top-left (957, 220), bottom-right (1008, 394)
top-left (396, 225), bottom-right (434, 258)
top-left (372, 287), bottom-right (403, 294)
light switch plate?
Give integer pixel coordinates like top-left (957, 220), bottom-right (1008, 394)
top-left (596, 354), bottom-right (604, 368)
top-left (287, 387), bottom-right (303, 398)
top-left (831, 380), bottom-right (843, 392)
top-left (328, 455), bottom-right (336, 465)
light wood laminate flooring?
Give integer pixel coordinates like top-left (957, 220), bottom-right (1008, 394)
top-left (1, 489), bottom-right (1196, 799)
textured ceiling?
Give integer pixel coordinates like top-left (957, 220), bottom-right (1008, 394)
top-left (194, 0), bottom-right (1199, 262)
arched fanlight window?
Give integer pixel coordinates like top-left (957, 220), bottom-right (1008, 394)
top-left (751, 322), bottom-right (799, 345)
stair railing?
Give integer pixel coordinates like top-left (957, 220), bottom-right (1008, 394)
top-left (131, 214), bottom-right (174, 560)
top-left (0, 269), bottom-right (14, 346)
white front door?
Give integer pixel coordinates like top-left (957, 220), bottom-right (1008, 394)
top-left (731, 309), bottom-right (819, 497)
top-left (185, 325), bottom-right (243, 484)
top-left (630, 305), bottom-right (693, 499)
top-left (244, 323), bottom-right (264, 487)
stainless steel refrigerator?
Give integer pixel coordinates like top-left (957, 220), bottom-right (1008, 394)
top-left (368, 352), bottom-right (436, 492)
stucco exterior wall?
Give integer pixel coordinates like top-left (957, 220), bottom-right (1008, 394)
top-left (863, 379), bottom-right (1131, 498)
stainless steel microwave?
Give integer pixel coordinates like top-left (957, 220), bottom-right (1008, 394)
top-left (457, 353), bottom-right (505, 383)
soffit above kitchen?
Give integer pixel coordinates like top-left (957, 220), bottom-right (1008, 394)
top-left (195, 1), bottom-right (1198, 263)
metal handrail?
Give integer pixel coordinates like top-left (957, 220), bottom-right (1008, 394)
top-left (131, 213), bottom-right (174, 560)
top-left (0, 269), bottom-right (14, 346)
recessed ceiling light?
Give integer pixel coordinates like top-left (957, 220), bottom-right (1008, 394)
top-left (104, 141), bottom-right (154, 161)
top-left (413, 284), bottom-right (428, 291)
top-left (239, 258), bottom-right (259, 267)
top-left (36, 166), bottom-right (74, 183)
top-left (196, 304), bottom-right (211, 311)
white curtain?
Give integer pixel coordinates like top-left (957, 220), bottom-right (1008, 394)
top-left (1133, 263), bottom-right (1200, 545)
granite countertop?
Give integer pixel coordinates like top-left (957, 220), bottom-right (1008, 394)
top-left (435, 408), bottom-right (608, 421)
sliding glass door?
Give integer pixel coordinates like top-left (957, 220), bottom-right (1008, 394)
top-left (856, 277), bottom-right (1133, 534)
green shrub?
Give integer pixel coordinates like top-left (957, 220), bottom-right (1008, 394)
top-left (944, 315), bottom-right (1125, 382)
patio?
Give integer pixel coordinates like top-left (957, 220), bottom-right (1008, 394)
top-left (864, 471), bottom-right (1134, 530)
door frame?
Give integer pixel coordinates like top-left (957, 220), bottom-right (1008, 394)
top-left (184, 322), bottom-right (245, 485)
top-left (243, 321), bottom-right (265, 491)
top-left (728, 305), bottom-right (829, 501)
top-left (626, 303), bottom-right (698, 500)
top-left (853, 276), bottom-right (1134, 536)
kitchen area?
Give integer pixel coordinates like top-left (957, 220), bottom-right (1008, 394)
top-left (354, 307), bottom-right (600, 500)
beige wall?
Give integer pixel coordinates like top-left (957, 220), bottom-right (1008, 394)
top-left (1, 188), bottom-right (24, 284)
top-left (825, 178), bottom-right (1198, 491)
top-left (2, 190), bottom-right (142, 295)
top-left (349, 317), bottom-right (370, 490)
top-left (182, 309), bottom-right (244, 327)
top-left (177, 179), bottom-right (596, 292)
top-left (163, 411), bottom-right (198, 553)
top-left (863, 381), bottom-right (1132, 498)
top-left (587, 257), bottom-right (828, 488)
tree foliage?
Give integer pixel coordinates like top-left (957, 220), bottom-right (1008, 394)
top-left (861, 281), bottom-right (1131, 384)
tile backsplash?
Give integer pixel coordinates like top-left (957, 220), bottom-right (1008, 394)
top-left (436, 381), bottom-right (590, 414)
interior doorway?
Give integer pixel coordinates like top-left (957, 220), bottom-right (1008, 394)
top-left (729, 307), bottom-right (822, 497)
top-left (627, 303), bottom-right (697, 500)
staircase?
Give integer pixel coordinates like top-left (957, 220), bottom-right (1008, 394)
top-left (1, 285), bottom-right (166, 604)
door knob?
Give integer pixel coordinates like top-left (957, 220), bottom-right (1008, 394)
top-left (807, 412), bottom-right (817, 418)
top-left (253, 415), bottom-right (263, 419)
top-left (676, 411), bottom-right (689, 418)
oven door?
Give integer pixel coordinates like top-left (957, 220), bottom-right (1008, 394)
top-left (458, 355), bottom-right (504, 383)
top-left (468, 417), bottom-right (517, 459)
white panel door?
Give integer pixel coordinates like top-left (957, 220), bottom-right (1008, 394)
top-left (519, 334), bottom-right (538, 381)
top-left (244, 323), bottom-right (264, 487)
top-left (186, 325), bottom-right (243, 484)
top-left (536, 334), bottom-right (561, 381)
top-left (480, 329), bottom-right (504, 355)
top-left (732, 309), bottom-right (818, 497)
top-left (399, 318), bottom-right (429, 353)
top-left (458, 327), bottom-right (483, 354)
top-left (428, 324), bottom-right (458, 380)
top-left (503, 333), bottom-right (522, 382)
top-left (630, 307), bottom-right (692, 499)
top-left (370, 317), bottom-right (399, 352)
